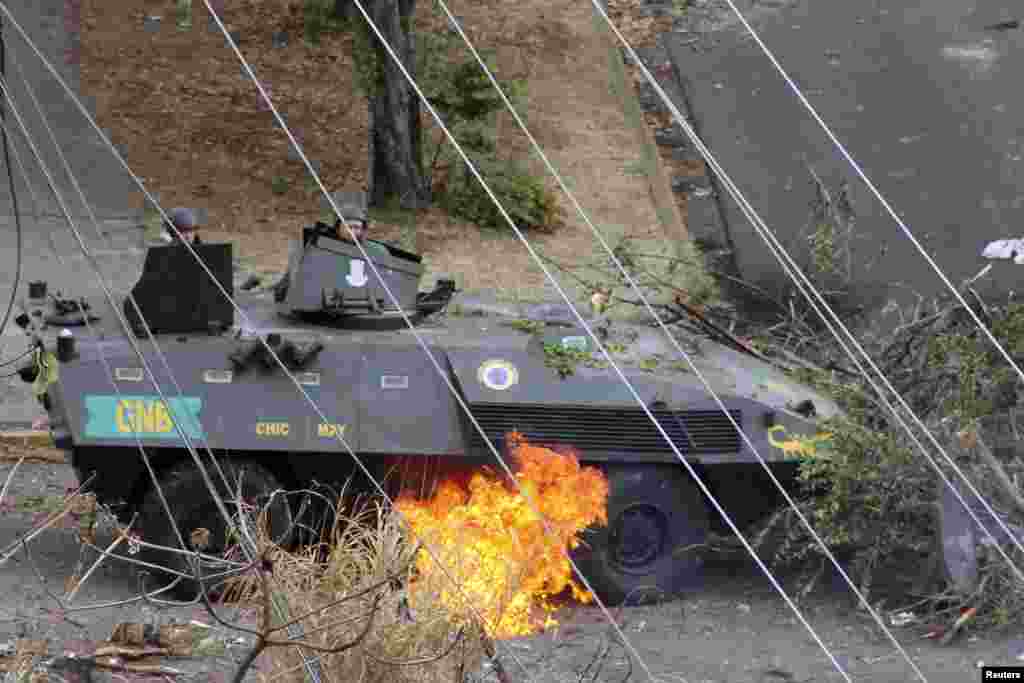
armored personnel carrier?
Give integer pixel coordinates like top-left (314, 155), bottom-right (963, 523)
top-left (13, 205), bottom-right (840, 603)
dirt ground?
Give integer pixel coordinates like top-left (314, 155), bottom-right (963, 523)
top-left (2, 455), bottom-right (1023, 682)
top-left (78, 0), bottom-right (674, 302)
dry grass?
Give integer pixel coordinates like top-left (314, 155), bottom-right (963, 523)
top-left (80, 0), bottom-right (685, 303)
top-left (236, 497), bottom-right (488, 683)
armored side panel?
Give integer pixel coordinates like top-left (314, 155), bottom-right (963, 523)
top-left (444, 346), bottom-right (826, 465)
top-left (355, 345), bottom-right (465, 454)
top-left (52, 337), bottom-right (464, 457)
top-left (284, 236), bottom-right (423, 314)
top-left (124, 243), bottom-right (235, 334)
top-left (446, 349), bottom-right (737, 463)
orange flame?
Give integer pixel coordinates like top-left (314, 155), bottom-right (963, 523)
top-left (395, 433), bottom-right (609, 638)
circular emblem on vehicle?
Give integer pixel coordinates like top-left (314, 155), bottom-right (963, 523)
top-left (477, 359), bottom-right (519, 391)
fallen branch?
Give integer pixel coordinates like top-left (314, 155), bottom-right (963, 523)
top-left (0, 473), bottom-right (96, 565)
top-left (974, 431), bottom-right (1024, 518)
top-left (65, 516), bottom-right (135, 603)
top-left (0, 456), bottom-right (25, 509)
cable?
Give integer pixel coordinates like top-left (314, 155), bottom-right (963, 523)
top-left (0, 344), bottom-right (33, 367)
top-left (6, 39), bottom-right (114, 251)
top-left (212, 1), bottom-right (859, 677)
top-left (0, 41), bottom-right (542, 683)
top-left (418, 0), bottom-right (929, 677)
top-left (0, 11), bottom-right (24, 358)
top-left (0, 5), bottom-right (688, 683)
top-left (212, 0), bottom-right (854, 678)
top-left (0, 74), bottom-right (329, 682)
top-left (0, 5), bottom-right (942, 683)
top-left (54, 1), bottom-right (856, 679)
top-left (586, 0), bottom-right (1024, 578)
top-left (718, 0), bottom-right (1024, 388)
top-left (422, 0), bottom-right (994, 669)
top-left (4, 5), bottom-right (1005, 683)
top-left (0, 11), bottom-right (633, 683)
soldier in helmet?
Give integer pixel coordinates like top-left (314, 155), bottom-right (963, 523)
top-left (331, 191), bottom-right (390, 260)
top-left (272, 189), bottom-right (389, 299)
top-left (165, 207), bottom-right (202, 245)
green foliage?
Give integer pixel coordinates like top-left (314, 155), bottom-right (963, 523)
top-left (773, 300), bottom-right (1024, 620)
top-left (808, 220), bottom-right (838, 277)
top-left (505, 319), bottom-right (545, 335)
top-left (924, 302), bottom-right (1024, 421)
top-left (303, 0), bottom-right (347, 45)
top-left (427, 59), bottom-right (513, 123)
top-left (584, 233), bottom-right (720, 312)
top-left (271, 175), bottom-right (291, 196)
top-left (542, 342), bottom-right (625, 378)
top-left (415, 29), bottom-right (558, 231)
top-left (764, 369), bottom-right (936, 590)
top-left (542, 343), bottom-right (592, 378)
top-left (176, 0), bottom-right (193, 30)
top-left (439, 157), bottom-right (560, 232)
top-left (744, 178), bottom-right (1024, 621)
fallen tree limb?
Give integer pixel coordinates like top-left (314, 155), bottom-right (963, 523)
top-left (974, 431), bottom-right (1024, 518)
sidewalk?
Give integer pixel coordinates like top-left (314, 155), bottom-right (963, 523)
top-left (0, 1), bottom-right (138, 221)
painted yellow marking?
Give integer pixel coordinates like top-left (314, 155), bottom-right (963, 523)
top-left (115, 399), bottom-right (175, 434)
top-left (317, 423), bottom-right (348, 438)
top-left (256, 422), bottom-right (291, 437)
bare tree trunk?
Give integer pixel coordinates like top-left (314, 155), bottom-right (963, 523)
top-left (364, 0), bottom-right (428, 209)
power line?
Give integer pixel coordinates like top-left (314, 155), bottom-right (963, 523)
top-left (0, 73), bottom-right (327, 682)
top-left (0, 10), bottom-right (25, 361)
top-left (4, 3), bottom-right (1013, 682)
top-left (0, 9), bottom-right (577, 682)
top-left (414, 0), bottom-right (930, 677)
top-left (587, 0), bottom-right (1024, 580)
top-left (302, 0), bottom-right (855, 678)
top-left (718, 0), bottom-right (1024, 388)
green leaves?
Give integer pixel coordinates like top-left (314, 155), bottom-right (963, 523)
top-left (413, 28), bottom-right (559, 231)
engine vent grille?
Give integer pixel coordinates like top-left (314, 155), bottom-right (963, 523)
top-left (467, 404), bottom-right (743, 454)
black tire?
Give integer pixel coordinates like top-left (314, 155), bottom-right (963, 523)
top-left (136, 459), bottom-right (292, 599)
top-left (571, 464), bottom-right (709, 605)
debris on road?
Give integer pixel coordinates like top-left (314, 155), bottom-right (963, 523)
top-left (889, 611), bottom-right (916, 627)
top-left (982, 238), bottom-right (1024, 263)
top-left (0, 621), bottom-right (239, 680)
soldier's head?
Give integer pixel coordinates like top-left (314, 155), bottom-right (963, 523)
top-left (328, 190), bottom-right (369, 242)
top-left (167, 207), bottom-right (199, 244)
top-left (347, 217), bottom-right (368, 242)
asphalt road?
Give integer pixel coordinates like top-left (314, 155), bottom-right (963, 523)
top-left (0, 0), bottom-right (138, 221)
top-left (667, 0), bottom-right (1024, 318)
top-left (0, 214), bottom-right (145, 428)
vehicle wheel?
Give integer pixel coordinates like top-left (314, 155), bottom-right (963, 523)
top-left (136, 459), bottom-right (292, 600)
top-left (571, 464), bottom-right (709, 605)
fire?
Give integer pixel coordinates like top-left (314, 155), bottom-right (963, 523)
top-left (395, 433), bottom-right (609, 638)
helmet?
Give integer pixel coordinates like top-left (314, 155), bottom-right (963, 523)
top-left (167, 207), bottom-right (198, 230)
top-left (322, 190), bottom-right (368, 223)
